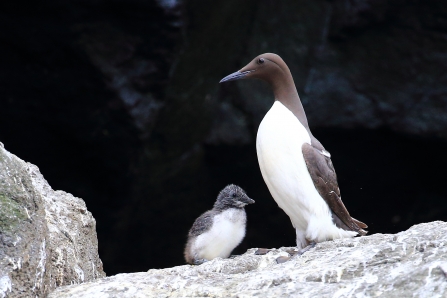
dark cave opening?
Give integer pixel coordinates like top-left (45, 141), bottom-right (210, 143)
top-left (3, 122), bottom-right (444, 274)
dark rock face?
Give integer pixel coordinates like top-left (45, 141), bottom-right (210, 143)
top-left (0, 144), bottom-right (105, 297)
top-left (1, 0), bottom-right (446, 276)
top-left (223, 0), bottom-right (447, 140)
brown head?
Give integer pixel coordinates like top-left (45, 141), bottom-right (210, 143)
top-left (220, 53), bottom-right (293, 88)
top-left (220, 53), bottom-right (315, 140)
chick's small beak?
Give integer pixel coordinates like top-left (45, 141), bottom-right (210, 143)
top-left (219, 70), bottom-right (253, 83)
top-left (245, 197), bottom-right (255, 204)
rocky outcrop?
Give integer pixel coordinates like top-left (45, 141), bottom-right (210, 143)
top-left (0, 143), bottom-right (105, 297)
top-left (50, 221), bottom-right (447, 297)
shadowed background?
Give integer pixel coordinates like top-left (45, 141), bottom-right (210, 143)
top-left (1, 0), bottom-right (446, 275)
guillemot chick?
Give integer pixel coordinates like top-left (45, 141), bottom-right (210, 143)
top-left (220, 54), bottom-right (367, 261)
top-left (184, 184), bottom-right (255, 265)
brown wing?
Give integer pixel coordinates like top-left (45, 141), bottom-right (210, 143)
top-left (302, 143), bottom-right (367, 235)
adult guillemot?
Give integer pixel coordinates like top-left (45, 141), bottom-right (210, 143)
top-left (220, 53), bottom-right (367, 260)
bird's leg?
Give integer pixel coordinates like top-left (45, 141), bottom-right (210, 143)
top-left (193, 258), bottom-right (208, 265)
top-left (275, 242), bottom-right (316, 264)
top-left (255, 248), bottom-right (272, 255)
top-left (296, 241), bottom-right (316, 255)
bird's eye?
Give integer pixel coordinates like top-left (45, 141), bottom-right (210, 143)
top-left (257, 58), bottom-right (265, 64)
top-left (232, 193), bottom-right (237, 198)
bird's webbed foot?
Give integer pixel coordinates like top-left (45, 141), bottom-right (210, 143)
top-left (193, 258), bottom-right (208, 265)
top-left (275, 242), bottom-right (316, 264)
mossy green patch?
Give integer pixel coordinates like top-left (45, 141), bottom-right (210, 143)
top-left (0, 193), bottom-right (27, 234)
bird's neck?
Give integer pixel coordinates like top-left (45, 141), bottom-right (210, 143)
top-left (213, 201), bottom-right (242, 212)
top-left (271, 74), bottom-right (310, 132)
top-left (270, 72), bottom-right (325, 150)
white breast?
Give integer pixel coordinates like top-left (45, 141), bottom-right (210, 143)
top-left (193, 209), bottom-right (246, 261)
top-left (256, 101), bottom-right (356, 247)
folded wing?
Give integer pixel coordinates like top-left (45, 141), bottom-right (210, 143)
top-left (302, 143), bottom-right (367, 235)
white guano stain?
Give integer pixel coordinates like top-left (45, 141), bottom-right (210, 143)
top-left (73, 265), bottom-right (85, 283)
top-left (0, 276), bottom-right (12, 298)
top-left (32, 240), bottom-right (47, 292)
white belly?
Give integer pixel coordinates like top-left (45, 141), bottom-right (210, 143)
top-left (193, 209), bottom-right (246, 260)
top-left (256, 101), bottom-right (356, 247)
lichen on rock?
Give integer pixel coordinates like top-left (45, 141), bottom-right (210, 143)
top-left (0, 143), bottom-right (105, 297)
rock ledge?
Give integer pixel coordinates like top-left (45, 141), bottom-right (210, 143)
top-left (51, 221), bottom-right (447, 297)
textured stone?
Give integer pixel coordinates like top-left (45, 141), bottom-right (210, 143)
top-left (50, 221), bottom-right (447, 297)
top-left (0, 143), bottom-right (105, 298)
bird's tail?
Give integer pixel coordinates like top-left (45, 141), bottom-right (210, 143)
top-left (351, 217), bottom-right (368, 235)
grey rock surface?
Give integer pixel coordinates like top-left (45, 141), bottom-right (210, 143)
top-left (50, 221), bottom-right (447, 298)
top-left (0, 143), bottom-right (105, 298)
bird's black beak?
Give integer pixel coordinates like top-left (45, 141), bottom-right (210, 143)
top-left (244, 197), bottom-right (255, 205)
top-left (219, 70), bottom-right (253, 83)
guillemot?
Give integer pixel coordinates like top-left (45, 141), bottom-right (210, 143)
top-left (220, 53), bottom-right (367, 260)
top-left (184, 184), bottom-right (255, 265)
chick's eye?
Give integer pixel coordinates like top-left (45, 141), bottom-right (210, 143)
top-left (232, 193), bottom-right (237, 198)
top-left (257, 58), bottom-right (265, 64)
